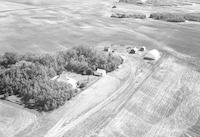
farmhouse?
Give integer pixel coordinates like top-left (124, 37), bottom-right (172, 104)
top-left (144, 49), bottom-right (161, 60)
top-left (94, 69), bottom-right (107, 77)
top-left (51, 73), bottom-right (78, 89)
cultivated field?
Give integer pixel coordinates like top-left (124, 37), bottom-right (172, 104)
top-left (0, 0), bottom-right (199, 58)
top-left (99, 56), bottom-right (200, 137)
top-left (0, 102), bottom-right (37, 137)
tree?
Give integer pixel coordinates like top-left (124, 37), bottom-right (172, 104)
top-left (0, 52), bottom-right (20, 68)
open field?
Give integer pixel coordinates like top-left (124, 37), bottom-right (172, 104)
top-left (0, 0), bottom-right (199, 58)
top-left (0, 102), bottom-right (37, 137)
top-left (119, 0), bottom-right (200, 6)
top-left (98, 56), bottom-right (200, 137)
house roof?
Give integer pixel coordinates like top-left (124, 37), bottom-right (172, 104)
top-left (96, 69), bottom-right (106, 73)
top-left (59, 75), bottom-right (77, 83)
top-left (51, 73), bottom-right (78, 88)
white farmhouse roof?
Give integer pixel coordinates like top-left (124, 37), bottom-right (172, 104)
top-left (144, 49), bottom-right (161, 60)
top-left (51, 73), bottom-right (78, 89)
top-left (94, 69), bottom-right (107, 77)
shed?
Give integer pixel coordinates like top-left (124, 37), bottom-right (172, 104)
top-left (51, 73), bottom-right (78, 89)
top-left (136, 0), bottom-right (146, 4)
top-left (129, 47), bottom-right (139, 54)
top-left (144, 49), bottom-right (161, 60)
top-left (104, 47), bottom-right (111, 52)
top-left (112, 5), bottom-right (117, 8)
top-left (94, 69), bottom-right (106, 77)
top-left (139, 46), bottom-right (146, 51)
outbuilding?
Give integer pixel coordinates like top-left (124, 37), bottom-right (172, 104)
top-left (136, 0), bottom-right (146, 4)
top-left (112, 5), bottom-right (117, 8)
top-left (129, 47), bottom-right (139, 54)
top-left (51, 73), bottom-right (78, 89)
top-left (144, 49), bottom-right (161, 60)
top-left (139, 46), bottom-right (146, 51)
top-left (94, 69), bottom-right (107, 77)
top-left (104, 47), bottom-right (111, 52)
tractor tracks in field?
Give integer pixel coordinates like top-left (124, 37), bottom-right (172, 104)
top-left (44, 53), bottom-right (167, 137)
top-left (64, 54), bottom-right (167, 137)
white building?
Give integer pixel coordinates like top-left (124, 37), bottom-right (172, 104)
top-left (144, 49), bottom-right (161, 60)
top-left (94, 69), bottom-right (107, 77)
top-left (136, 0), bottom-right (147, 4)
top-left (51, 73), bottom-right (78, 89)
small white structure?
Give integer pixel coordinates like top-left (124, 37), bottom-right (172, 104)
top-left (144, 49), bottom-right (161, 60)
top-left (94, 69), bottom-right (107, 77)
top-left (51, 73), bottom-right (78, 89)
top-left (136, 0), bottom-right (147, 4)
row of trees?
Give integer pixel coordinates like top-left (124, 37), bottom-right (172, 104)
top-left (150, 13), bottom-right (186, 22)
top-left (0, 46), bottom-right (122, 111)
top-left (150, 12), bottom-right (200, 23)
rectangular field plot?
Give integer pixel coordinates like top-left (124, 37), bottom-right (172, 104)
top-left (0, 102), bottom-right (37, 137)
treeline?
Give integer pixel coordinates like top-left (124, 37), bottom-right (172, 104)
top-left (111, 12), bottom-right (146, 19)
top-left (150, 12), bottom-right (200, 22)
top-left (0, 46), bottom-right (122, 111)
